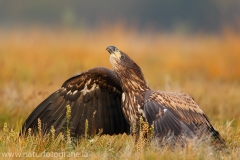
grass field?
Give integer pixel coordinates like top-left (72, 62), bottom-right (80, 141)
top-left (0, 26), bottom-right (240, 159)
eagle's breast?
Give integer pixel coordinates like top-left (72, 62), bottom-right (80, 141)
top-left (121, 91), bottom-right (146, 125)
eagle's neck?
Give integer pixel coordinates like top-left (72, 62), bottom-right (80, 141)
top-left (118, 68), bottom-right (150, 93)
top-left (117, 69), bottom-right (150, 125)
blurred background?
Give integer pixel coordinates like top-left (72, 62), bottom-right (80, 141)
top-left (1, 0), bottom-right (240, 33)
top-left (0, 1), bottom-right (240, 129)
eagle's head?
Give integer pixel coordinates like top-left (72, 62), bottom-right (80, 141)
top-left (107, 46), bottom-right (132, 69)
top-left (106, 46), bottom-right (141, 75)
top-left (106, 46), bottom-right (149, 92)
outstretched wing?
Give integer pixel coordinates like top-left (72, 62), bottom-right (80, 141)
top-left (20, 67), bottom-right (130, 137)
top-left (144, 91), bottom-right (224, 144)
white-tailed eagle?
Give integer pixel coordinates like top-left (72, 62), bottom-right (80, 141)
top-left (20, 46), bottom-right (225, 148)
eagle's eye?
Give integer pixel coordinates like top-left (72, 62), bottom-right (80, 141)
top-left (120, 55), bottom-right (125, 60)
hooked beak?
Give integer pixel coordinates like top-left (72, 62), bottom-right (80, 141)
top-left (106, 46), bottom-right (118, 54)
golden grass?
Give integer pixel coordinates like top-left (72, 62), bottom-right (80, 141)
top-left (0, 26), bottom-right (240, 159)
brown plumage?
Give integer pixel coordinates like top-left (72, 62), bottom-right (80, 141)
top-left (106, 46), bottom-right (225, 147)
top-left (21, 45), bottom-right (225, 148)
top-left (20, 67), bottom-right (130, 137)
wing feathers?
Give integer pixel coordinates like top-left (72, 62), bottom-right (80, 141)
top-left (144, 91), bottom-right (224, 143)
top-left (101, 91), bottom-right (110, 133)
top-left (148, 102), bottom-right (182, 137)
top-left (20, 67), bottom-right (130, 137)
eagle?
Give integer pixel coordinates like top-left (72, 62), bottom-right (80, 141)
top-left (20, 46), bottom-right (225, 147)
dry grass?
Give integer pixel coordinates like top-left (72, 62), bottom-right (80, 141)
top-left (0, 26), bottom-right (240, 159)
